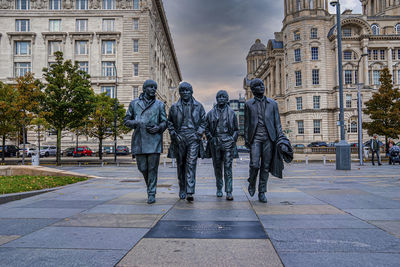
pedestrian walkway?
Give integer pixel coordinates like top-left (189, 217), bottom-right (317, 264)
top-left (1, 162), bottom-right (400, 266)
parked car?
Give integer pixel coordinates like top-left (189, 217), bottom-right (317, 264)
top-left (292, 144), bottom-right (305, 148)
top-left (103, 146), bottom-right (115, 154)
top-left (64, 147), bottom-right (75, 157)
top-left (0, 145), bottom-right (20, 157)
top-left (73, 146), bottom-right (93, 157)
top-left (350, 143), bottom-right (358, 147)
top-left (236, 145), bottom-right (250, 153)
top-left (40, 146), bottom-right (57, 157)
top-left (307, 142), bottom-right (328, 147)
top-left (20, 147), bottom-right (37, 157)
top-left (116, 146), bottom-right (130, 155)
top-left (328, 142), bottom-right (337, 147)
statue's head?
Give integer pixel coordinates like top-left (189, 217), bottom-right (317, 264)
top-left (250, 78), bottom-right (265, 98)
top-left (178, 82), bottom-right (193, 102)
top-left (216, 90), bottom-right (229, 107)
top-left (143, 79), bottom-right (157, 98)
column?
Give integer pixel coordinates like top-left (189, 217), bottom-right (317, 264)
top-left (276, 59), bottom-right (281, 96)
top-left (388, 47), bottom-right (393, 79)
top-left (363, 46), bottom-right (369, 86)
top-left (271, 65), bottom-right (275, 97)
top-left (284, 0), bottom-right (288, 15)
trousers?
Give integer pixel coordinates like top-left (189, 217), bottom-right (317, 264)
top-left (249, 136), bottom-right (273, 193)
top-left (211, 137), bottom-right (234, 193)
top-left (136, 154), bottom-right (160, 196)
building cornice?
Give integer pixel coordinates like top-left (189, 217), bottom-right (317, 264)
top-left (95, 32), bottom-right (122, 43)
top-left (6, 32), bottom-right (36, 44)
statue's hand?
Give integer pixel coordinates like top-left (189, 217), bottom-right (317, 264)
top-left (245, 142), bottom-right (251, 149)
top-left (130, 120), bottom-right (143, 129)
top-left (280, 143), bottom-right (289, 153)
top-left (146, 124), bottom-right (161, 134)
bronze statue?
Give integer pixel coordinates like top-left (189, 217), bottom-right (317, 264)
top-left (205, 90), bottom-right (239, 200)
top-left (244, 78), bottom-right (293, 203)
top-left (124, 80), bottom-right (167, 204)
top-left (167, 82), bottom-right (206, 202)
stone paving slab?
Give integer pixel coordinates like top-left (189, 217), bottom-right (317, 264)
top-left (3, 226), bottom-right (148, 250)
top-left (0, 218), bottom-right (60, 235)
top-left (84, 204), bottom-right (172, 215)
top-left (54, 214), bottom-right (162, 228)
top-left (267, 228), bottom-right (400, 253)
top-left (0, 247), bottom-right (126, 267)
top-left (174, 200), bottom-right (252, 210)
top-left (253, 204), bottom-right (344, 215)
top-left (186, 195), bottom-right (250, 202)
top-left (344, 209), bottom-right (400, 220)
top-left (15, 200), bottom-right (105, 209)
top-left (117, 238), bottom-right (282, 267)
top-left (106, 196), bottom-right (178, 205)
top-left (279, 252), bottom-right (400, 267)
top-left (0, 236), bottom-right (20, 246)
top-left (259, 214), bottom-right (375, 229)
top-left (368, 221), bottom-right (400, 238)
top-left (163, 209), bottom-right (259, 221)
top-left (0, 208), bottom-right (85, 219)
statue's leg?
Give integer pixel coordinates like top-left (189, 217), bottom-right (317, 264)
top-left (223, 148), bottom-right (234, 194)
top-left (147, 153), bottom-right (160, 197)
top-left (259, 140), bottom-right (273, 193)
top-left (185, 140), bottom-right (200, 194)
top-left (136, 154), bottom-right (149, 187)
top-left (248, 141), bottom-right (261, 196)
top-left (212, 146), bottom-right (223, 194)
top-left (176, 143), bottom-right (187, 196)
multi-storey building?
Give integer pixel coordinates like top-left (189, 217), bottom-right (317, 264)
top-left (229, 95), bottom-right (246, 142)
top-left (244, 0), bottom-right (400, 145)
top-left (0, 0), bottom-right (181, 150)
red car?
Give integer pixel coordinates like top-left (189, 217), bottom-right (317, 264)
top-left (73, 146), bottom-right (93, 157)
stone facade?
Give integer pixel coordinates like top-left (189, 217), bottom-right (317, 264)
top-left (244, 0), bottom-right (400, 145)
top-left (0, 0), bottom-right (181, 151)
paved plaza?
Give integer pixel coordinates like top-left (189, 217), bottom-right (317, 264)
top-left (1, 158), bottom-right (400, 266)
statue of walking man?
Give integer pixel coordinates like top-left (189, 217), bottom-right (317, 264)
top-left (205, 90), bottom-right (239, 201)
top-left (245, 78), bottom-right (293, 203)
top-left (124, 80), bottom-right (167, 204)
top-left (168, 82), bottom-right (206, 202)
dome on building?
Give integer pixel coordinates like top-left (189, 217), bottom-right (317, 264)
top-left (249, 39), bottom-right (266, 52)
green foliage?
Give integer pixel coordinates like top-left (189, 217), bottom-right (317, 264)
top-left (363, 68), bottom-right (400, 139)
top-left (0, 175), bottom-right (87, 194)
top-left (41, 52), bottom-right (95, 165)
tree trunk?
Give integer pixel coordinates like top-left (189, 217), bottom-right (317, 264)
top-left (99, 138), bottom-right (103, 160)
top-left (1, 135), bottom-right (5, 162)
top-left (56, 128), bottom-right (62, 166)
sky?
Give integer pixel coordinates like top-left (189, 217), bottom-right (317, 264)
top-left (163, 0), bottom-right (362, 111)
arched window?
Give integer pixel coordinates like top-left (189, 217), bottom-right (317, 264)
top-left (371, 24), bottom-right (380, 35)
top-left (296, 0), bottom-right (301, 11)
top-left (347, 120), bottom-right (358, 133)
top-left (396, 24), bottom-right (400, 35)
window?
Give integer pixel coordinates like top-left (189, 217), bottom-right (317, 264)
top-left (310, 28), bottom-right (318, 39)
top-left (16, 19), bottom-right (30, 32)
top-left (75, 40), bottom-right (88, 55)
top-left (380, 50), bottom-right (385, 60)
top-left (133, 39), bottom-right (139, 52)
top-left (294, 30), bottom-right (300, 41)
top-left (102, 40), bottom-right (116, 55)
top-left (294, 49), bottom-right (301, 62)
top-left (76, 19), bottom-right (88, 32)
top-left (296, 97), bottom-right (302, 110)
top-left (296, 0), bottom-right (301, 11)
top-left (398, 70), bottom-right (400, 84)
top-left (101, 86), bottom-right (115, 98)
top-left (396, 24), bottom-right (400, 35)
top-left (102, 19), bottom-right (115, 31)
top-left (102, 61), bottom-right (115, 77)
top-left (103, 0), bottom-right (115, 9)
top-left (311, 47), bottom-right (318, 60)
top-left (133, 18), bottom-right (139, 30)
top-left (350, 121), bottom-right (357, 133)
top-left (313, 96), bottom-right (320, 109)
top-left (312, 69), bottom-right (319, 85)
top-left (313, 120), bottom-right (321, 134)
top-left (373, 70), bottom-right (381, 85)
top-left (346, 94), bottom-right (352, 108)
top-left (15, 62), bottom-right (31, 77)
top-left (343, 28), bottom-right (352, 37)
top-left (372, 24), bottom-right (380, 35)
top-left (48, 41), bottom-right (62, 55)
top-left (49, 0), bottom-right (61, 9)
top-left (392, 49), bottom-right (396, 61)
top-left (368, 49), bottom-right (371, 60)
top-left (133, 86), bottom-right (139, 98)
top-left (76, 0), bottom-right (88, 9)
top-left (398, 49), bottom-right (400, 60)
top-left (295, 71), bottom-right (302, 86)
top-left (133, 63), bottom-right (139, 76)
top-left (309, 0), bottom-right (314, 9)
top-left (344, 70), bottom-right (353, 84)
top-left (297, 121), bottom-right (304, 134)
top-left (16, 0), bottom-right (30, 9)
top-left (77, 61), bottom-right (88, 73)
top-left (49, 19), bottom-right (61, 32)
top-left (343, 51), bottom-right (352, 60)
top-left (373, 49), bottom-right (378, 60)
top-left (133, 0), bottom-right (139, 9)
top-left (15, 41), bottom-right (31, 55)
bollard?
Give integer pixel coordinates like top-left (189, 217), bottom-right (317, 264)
top-left (234, 159), bottom-right (237, 167)
top-left (163, 157), bottom-right (166, 168)
top-left (323, 155), bottom-right (326, 165)
top-left (172, 158), bottom-right (176, 168)
top-left (305, 155), bottom-right (309, 165)
top-left (101, 161), bottom-right (104, 167)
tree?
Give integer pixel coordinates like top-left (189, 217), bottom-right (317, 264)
top-left (0, 82), bottom-right (19, 162)
top-left (41, 51), bottom-right (95, 165)
top-left (85, 92), bottom-right (129, 160)
top-left (363, 68), bottom-right (400, 147)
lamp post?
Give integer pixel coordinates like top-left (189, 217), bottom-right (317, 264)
top-left (356, 53), bottom-right (368, 166)
top-left (112, 62), bottom-right (118, 163)
top-left (331, 0), bottom-right (351, 170)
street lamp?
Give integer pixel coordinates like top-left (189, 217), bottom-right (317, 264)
top-left (112, 62), bottom-right (118, 163)
top-left (356, 53), bottom-right (368, 166)
top-left (331, 0), bottom-right (351, 170)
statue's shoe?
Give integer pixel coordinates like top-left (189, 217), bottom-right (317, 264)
top-left (248, 184), bottom-right (256, 197)
top-left (186, 194), bottom-right (194, 202)
top-left (147, 195), bottom-right (156, 204)
top-left (258, 192), bottom-right (267, 203)
top-left (226, 193), bottom-right (234, 201)
top-left (216, 190), bottom-right (223, 197)
top-left (179, 191), bottom-right (186, 199)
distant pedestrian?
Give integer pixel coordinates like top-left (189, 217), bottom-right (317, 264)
top-left (370, 134), bottom-right (382, 166)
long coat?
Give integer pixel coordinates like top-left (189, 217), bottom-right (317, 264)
top-left (244, 96), bottom-right (292, 178)
top-left (124, 95), bottom-right (167, 155)
top-left (167, 98), bottom-right (206, 159)
top-left (204, 105), bottom-right (239, 159)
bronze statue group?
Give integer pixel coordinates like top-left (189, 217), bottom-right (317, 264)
top-left (124, 79), bottom-right (293, 204)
